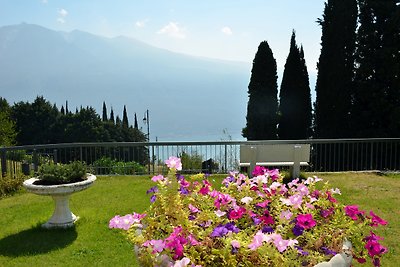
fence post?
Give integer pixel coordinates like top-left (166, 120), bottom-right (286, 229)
top-left (53, 149), bottom-right (58, 164)
top-left (1, 148), bottom-right (7, 177)
top-left (33, 149), bottom-right (39, 172)
top-left (224, 144), bottom-right (228, 172)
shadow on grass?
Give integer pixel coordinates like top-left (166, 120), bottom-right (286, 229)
top-left (0, 223), bottom-right (77, 257)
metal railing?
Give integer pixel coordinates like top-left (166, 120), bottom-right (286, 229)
top-left (1, 138), bottom-right (400, 177)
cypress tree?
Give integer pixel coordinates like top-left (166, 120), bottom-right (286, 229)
top-left (243, 41), bottom-right (278, 140)
top-left (65, 101), bottom-right (69, 114)
top-left (134, 113), bottom-right (138, 129)
top-left (314, 0), bottom-right (358, 138)
top-left (278, 31), bottom-right (312, 140)
top-left (352, 0), bottom-right (400, 137)
top-left (110, 108), bottom-right (115, 124)
top-left (116, 115), bottom-right (122, 126)
top-left (60, 106), bottom-right (65, 115)
top-left (122, 105), bottom-right (129, 128)
top-left (102, 101), bottom-right (108, 121)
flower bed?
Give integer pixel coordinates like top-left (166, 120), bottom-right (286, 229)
top-left (110, 157), bottom-right (387, 266)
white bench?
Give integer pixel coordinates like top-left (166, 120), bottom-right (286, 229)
top-left (239, 144), bottom-right (311, 178)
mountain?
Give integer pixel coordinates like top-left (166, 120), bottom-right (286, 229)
top-left (0, 23), bottom-right (251, 141)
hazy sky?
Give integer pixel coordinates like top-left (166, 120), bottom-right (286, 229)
top-left (0, 0), bottom-right (326, 73)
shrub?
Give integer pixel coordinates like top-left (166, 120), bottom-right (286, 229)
top-left (0, 175), bottom-right (24, 198)
top-left (37, 161), bottom-right (87, 185)
top-left (92, 157), bottom-right (146, 175)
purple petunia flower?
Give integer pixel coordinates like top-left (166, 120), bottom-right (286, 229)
top-left (295, 246), bottom-right (309, 256)
top-left (262, 226), bottom-right (274, 234)
top-left (210, 225), bottom-right (229, 237)
top-left (150, 194), bottom-right (157, 203)
top-left (146, 186), bottom-right (158, 194)
top-left (321, 247), bottom-right (337, 255)
top-left (292, 224), bottom-right (304, 236)
top-left (179, 186), bottom-right (189, 195)
top-left (225, 222), bottom-right (240, 233)
top-left (211, 222), bottom-right (239, 238)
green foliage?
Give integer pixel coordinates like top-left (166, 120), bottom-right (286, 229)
top-left (37, 161), bottom-right (87, 185)
top-left (0, 98), bottom-right (16, 146)
top-left (244, 40), bottom-right (279, 140)
top-left (278, 31), bottom-right (312, 139)
top-left (351, 0), bottom-right (400, 137)
top-left (0, 175), bottom-right (24, 198)
top-left (8, 96), bottom-right (147, 145)
top-left (314, 0), bottom-right (357, 138)
top-left (92, 157), bottom-right (146, 175)
top-left (179, 152), bottom-right (203, 172)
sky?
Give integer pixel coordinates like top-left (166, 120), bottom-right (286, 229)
top-left (0, 0), bottom-right (326, 73)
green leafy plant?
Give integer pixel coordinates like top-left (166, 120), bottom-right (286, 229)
top-left (92, 157), bottom-right (145, 175)
top-left (36, 161), bottom-right (87, 185)
top-left (0, 175), bottom-right (24, 198)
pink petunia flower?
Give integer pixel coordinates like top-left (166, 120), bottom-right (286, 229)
top-left (173, 257), bottom-right (191, 267)
top-left (248, 231), bottom-right (269, 250)
top-left (151, 174), bottom-right (165, 182)
top-left (188, 204), bottom-right (200, 213)
top-left (280, 210), bottom-right (293, 221)
top-left (165, 156), bottom-right (182, 170)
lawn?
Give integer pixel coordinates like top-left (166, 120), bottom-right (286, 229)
top-left (0, 172), bottom-right (398, 266)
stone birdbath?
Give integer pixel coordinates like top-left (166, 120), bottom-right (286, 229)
top-left (23, 171), bottom-right (96, 229)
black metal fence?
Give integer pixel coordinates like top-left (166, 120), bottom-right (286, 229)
top-left (1, 138), bottom-right (400, 177)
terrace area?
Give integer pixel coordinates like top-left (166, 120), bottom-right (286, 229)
top-left (1, 138), bottom-right (399, 266)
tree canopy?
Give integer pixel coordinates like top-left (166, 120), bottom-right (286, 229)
top-left (278, 31), bottom-right (312, 140)
top-left (243, 41), bottom-right (278, 140)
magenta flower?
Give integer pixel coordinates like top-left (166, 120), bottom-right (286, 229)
top-left (165, 156), bottom-right (182, 170)
top-left (369, 211), bottom-right (388, 227)
top-left (165, 227), bottom-right (188, 260)
top-left (320, 208), bottom-right (334, 218)
top-left (344, 205), bottom-right (364, 220)
top-left (296, 214), bottom-right (316, 229)
top-left (229, 207), bottom-right (246, 220)
top-left (326, 191), bottom-right (337, 203)
top-left (365, 240), bottom-right (387, 257)
top-left (252, 166), bottom-right (266, 177)
top-left (266, 168), bottom-right (280, 181)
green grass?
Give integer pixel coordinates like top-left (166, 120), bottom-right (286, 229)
top-left (0, 172), bottom-right (399, 266)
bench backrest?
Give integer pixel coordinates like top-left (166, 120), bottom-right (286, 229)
top-left (240, 144), bottom-right (311, 163)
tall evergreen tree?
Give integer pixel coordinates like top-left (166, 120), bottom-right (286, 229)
top-left (116, 115), bottom-right (122, 126)
top-left (352, 0), bottom-right (400, 137)
top-left (134, 113), bottom-right (139, 129)
top-left (122, 105), bottom-right (129, 128)
top-left (65, 100), bottom-right (69, 114)
top-left (243, 41), bottom-right (278, 140)
top-left (314, 0), bottom-right (358, 138)
top-left (278, 31), bottom-right (312, 140)
top-left (110, 108), bottom-right (115, 124)
top-left (102, 101), bottom-right (108, 121)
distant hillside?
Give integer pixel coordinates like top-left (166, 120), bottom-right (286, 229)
top-left (0, 23), bottom-right (251, 141)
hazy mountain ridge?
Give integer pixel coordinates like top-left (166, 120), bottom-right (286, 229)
top-left (0, 23), bottom-right (251, 141)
